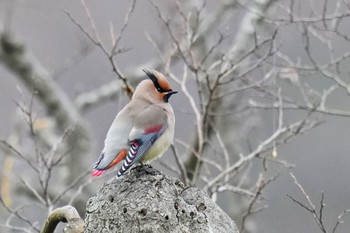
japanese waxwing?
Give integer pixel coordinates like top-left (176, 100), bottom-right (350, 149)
top-left (92, 69), bottom-right (177, 177)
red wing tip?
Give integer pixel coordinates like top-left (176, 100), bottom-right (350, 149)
top-left (92, 169), bottom-right (104, 176)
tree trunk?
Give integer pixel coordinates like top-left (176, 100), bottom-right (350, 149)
top-left (84, 165), bottom-right (238, 233)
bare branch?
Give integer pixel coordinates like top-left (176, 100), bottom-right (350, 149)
top-left (0, 140), bottom-right (39, 173)
top-left (0, 197), bottom-right (40, 232)
top-left (332, 208), bottom-right (350, 233)
top-left (240, 174), bottom-right (278, 232)
top-left (52, 171), bottom-right (90, 205)
top-left (288, 172), bottom-right (327, 232)
top-left (40, 205), bottom-right (84, 233)
top-left (64, 0), bottom-right (136, 98)
top-left (0, 32), bottom-right (89, 133)
top-left (16, 176), bottom-right (47, 206)
top-left (170, 144), bottom-right (189, 186)
top-left (110, 0), bottom-right (136, 55)
top-left (204, 119), bottom-right (318, 191)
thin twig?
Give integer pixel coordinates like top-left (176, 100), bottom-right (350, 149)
top-left (288, 172), bottom-right (327, 232)
top-left (0, 197), bottom-right (40, 232)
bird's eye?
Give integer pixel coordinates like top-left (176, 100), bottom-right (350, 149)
top-left (156, 87), bottom-right (162, 92)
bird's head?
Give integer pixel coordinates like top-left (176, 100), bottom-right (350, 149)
top-left (136, 69), bottom-right (177, 103)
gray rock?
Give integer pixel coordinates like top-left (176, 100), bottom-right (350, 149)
top-left (84, 165), bottom-right (238, 233)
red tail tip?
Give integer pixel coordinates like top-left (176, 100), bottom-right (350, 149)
top-left (92, 169), bottom-right (104, 176)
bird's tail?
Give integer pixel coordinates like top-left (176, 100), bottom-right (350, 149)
top-left (91, 150), bottom-right (128, 176)
top-left (92, 169), bottom-right (105, 176)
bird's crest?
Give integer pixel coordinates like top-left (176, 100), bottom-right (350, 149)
top-left (142, 68), bottom-right (172, 93)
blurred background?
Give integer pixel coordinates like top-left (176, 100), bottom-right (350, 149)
top-left (1, 0), bottom-right (350, 232)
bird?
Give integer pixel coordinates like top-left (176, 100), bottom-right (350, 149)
top-left (91, 69), bottom-right (177, 177)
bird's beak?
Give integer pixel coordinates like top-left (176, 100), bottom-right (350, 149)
top-left (163, 90), bottom-right (177, 102)
top-left (167, 90), bottom-right (178, 96)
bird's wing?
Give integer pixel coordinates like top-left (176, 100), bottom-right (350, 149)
top-left (92, 107), bottom-right (134, 176)
top-left (117, 105), bottom-right (167, 177)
